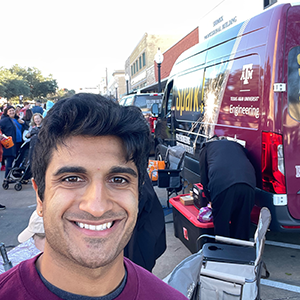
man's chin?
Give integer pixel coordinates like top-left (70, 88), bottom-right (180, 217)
top-left (80, 257), bottom-right (122, 270)
top-left (69, 247), bottom-right (124, 270)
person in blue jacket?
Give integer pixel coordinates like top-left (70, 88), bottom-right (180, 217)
top-left (42, 100), bottom-right (54, 118)
top-left (31, 100), bottom-right (44, 115)
top-left (0, 106), bottom-right (24, 179)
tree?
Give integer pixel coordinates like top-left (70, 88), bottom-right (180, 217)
top-left (0, 65), bottom-right (58, 100)
top-left (9, 65), bottom-right (44, 89)
top-left (4, 79), bottom-right (30, 100)
top-left (50, 88), bottom-right (76, 100)
top-left (11, 65), bottom-right (57, 99)
top-left (32, 80), bottom-right (58, 98)
top-left (0, 67), bottom-right (21, 82)
top-left (0, 84), bottom-right (6, 98)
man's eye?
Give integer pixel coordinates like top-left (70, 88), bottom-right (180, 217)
top-left (63, 176), bottom-right (83, 183)
top-left (111, 177), bottom-right (127, 184)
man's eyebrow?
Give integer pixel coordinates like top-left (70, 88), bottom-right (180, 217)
top-left (109, 166), bottom-right (138, 177)
top-left (53, 166), bottom-right (87, 176)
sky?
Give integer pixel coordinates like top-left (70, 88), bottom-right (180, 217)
top-left (0, 0), bottom-right (221, 92)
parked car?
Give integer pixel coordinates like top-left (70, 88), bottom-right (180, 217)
top-left (119, 92), bottom-right (163, 153)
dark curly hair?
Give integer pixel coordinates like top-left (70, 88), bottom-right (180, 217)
top-left (31, 93), bottom-right (151, 201)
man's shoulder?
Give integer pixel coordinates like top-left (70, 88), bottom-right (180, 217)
top-left (0, 260), bottom-right (26, 296)
top-left (0, 255), bottom-right (42, 298)
top-left (0, 255), bottom-right (34, 280)
top-left (124, 258), bottom-right (187, 299)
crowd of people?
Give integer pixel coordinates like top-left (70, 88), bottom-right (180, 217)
top-left (0, 100), bottom-right (52, 210)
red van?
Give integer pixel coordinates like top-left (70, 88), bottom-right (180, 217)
top-left (153, 3), bottom-right (300, 231)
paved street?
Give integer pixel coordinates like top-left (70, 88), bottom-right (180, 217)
top-left (1, 170), bottom-right (300, 299)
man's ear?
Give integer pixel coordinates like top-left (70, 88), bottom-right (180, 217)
top-left (32, 178), bottom-right (43, 217)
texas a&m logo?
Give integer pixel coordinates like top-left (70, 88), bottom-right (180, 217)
top-left (240, 64), bottom-right (253, 84)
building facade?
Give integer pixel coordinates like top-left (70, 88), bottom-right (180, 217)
top-left (125, 33), bottom-right (182, 92)
top-left (142, 27), bottom-right (199, 93)
top-left (107, 70), bottom-right (126, 101)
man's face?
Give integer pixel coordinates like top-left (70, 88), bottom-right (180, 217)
top-left (34, 135), bottom-right (139, 269)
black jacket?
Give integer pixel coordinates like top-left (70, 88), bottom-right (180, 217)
top-left (124, 174), bottom-right (166, 272)
top-left (0, 116), bottom-right (18, 157)
top-left (199, 139), bottom-right (256, 202)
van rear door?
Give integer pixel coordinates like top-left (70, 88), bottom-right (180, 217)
top-left (283, 6), bottom-right (300, 221)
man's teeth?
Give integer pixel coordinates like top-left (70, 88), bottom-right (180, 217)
top-left (76, 222), bottom-right (113, 231)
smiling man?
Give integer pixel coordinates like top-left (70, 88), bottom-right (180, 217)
top-left (0, 94), bottom-right (187, 299)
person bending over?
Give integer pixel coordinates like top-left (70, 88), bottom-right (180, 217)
top-left (199, 138), bottom-right (256, 240)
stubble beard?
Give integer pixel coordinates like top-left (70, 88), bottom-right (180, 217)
top-left (44, 215), bottom-right (137, 270)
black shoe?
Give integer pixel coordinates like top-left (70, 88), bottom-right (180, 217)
top-left (0, 204), bottom-right (6, 210)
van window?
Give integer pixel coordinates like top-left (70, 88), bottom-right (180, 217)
top-left (288, 46), bottom-right (300, 122)
top-left (135, 96), bottom-right (147, 109)
top-left (124, 96), bottom-right (134, 106)
top-left (203, 62), bottom-right (228, 127)
top-left (203, 54), bottom-right (260, 131)
top-left (174, 69), bottom-right (204, 122)
top-left (119, 98), bottom-right (126, 106)
top-left (160, 82), bottom-right (174, 118)
top-left (167, 81), bottom-right (174, 115)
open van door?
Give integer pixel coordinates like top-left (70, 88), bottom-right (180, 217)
top-left (154, 80), bottom-right (177, 159)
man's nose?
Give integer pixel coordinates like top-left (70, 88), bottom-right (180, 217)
top-left (79, 180), bottom-right (113, 217)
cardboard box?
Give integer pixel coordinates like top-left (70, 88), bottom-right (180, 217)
top-left (170, 195), bottom-right (214, 253)
top-left (180, 195), bottom-right (194, 206)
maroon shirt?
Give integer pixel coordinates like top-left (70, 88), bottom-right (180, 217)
top-left (0, 255), bottom-right (187, 299)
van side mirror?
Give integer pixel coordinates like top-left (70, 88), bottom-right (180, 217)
top-left (151, 103), bottom-right (159, 117)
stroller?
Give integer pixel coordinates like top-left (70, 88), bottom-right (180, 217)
top-left (167, 207), bottom-right (271, 299)
top-left (2, 139), bottom-right (32, 191)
